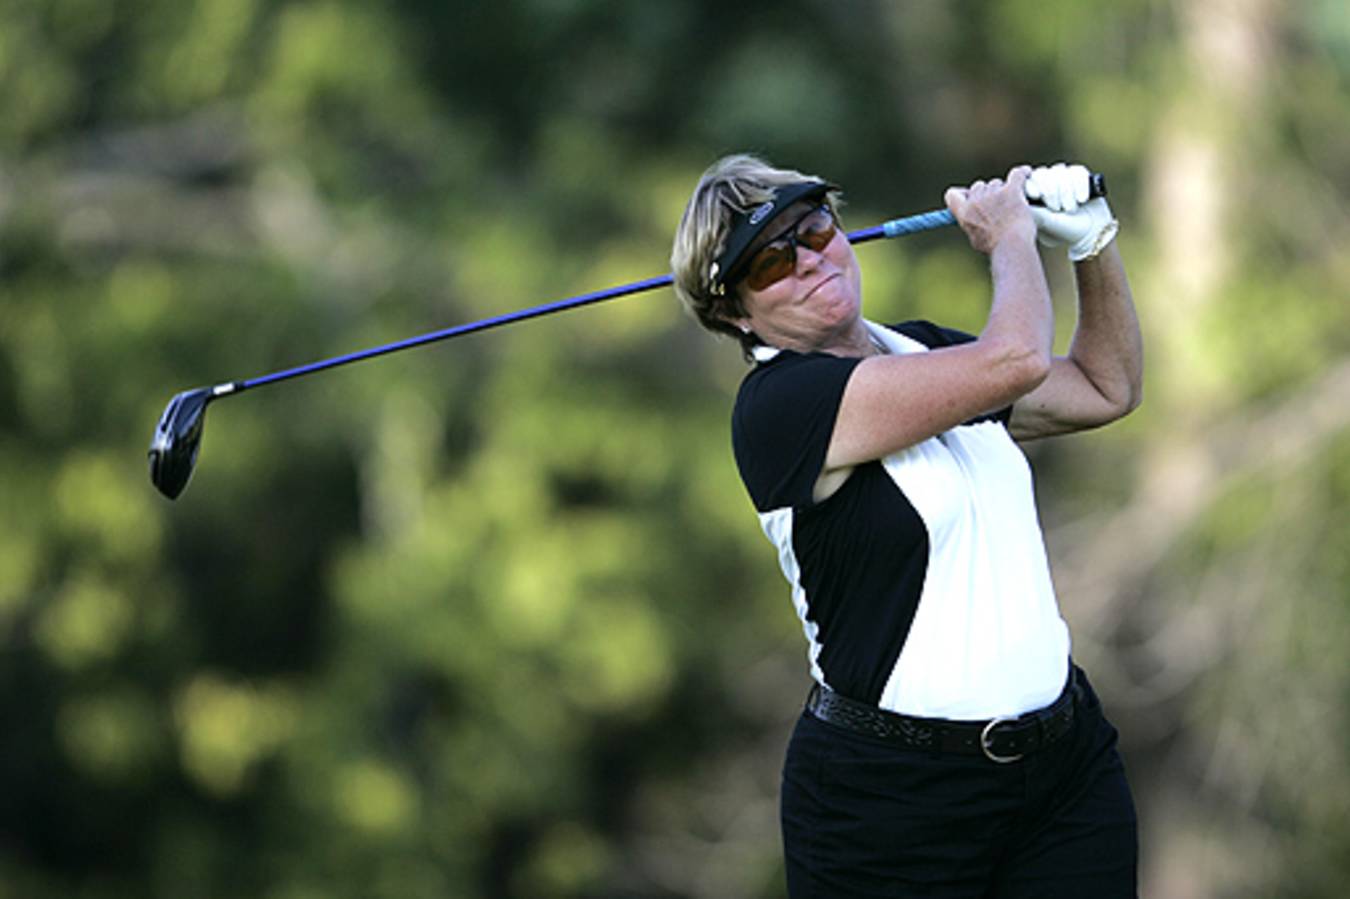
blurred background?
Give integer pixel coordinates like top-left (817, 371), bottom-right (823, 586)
top-left (2, 0), bottom-right (1348, 896)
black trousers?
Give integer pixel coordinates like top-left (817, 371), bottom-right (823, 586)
top-left (781, 666), bottom-right (1138, 898)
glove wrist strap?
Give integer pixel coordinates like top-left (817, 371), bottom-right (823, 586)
top-left (1069, 219), bottom-right (1119, 262)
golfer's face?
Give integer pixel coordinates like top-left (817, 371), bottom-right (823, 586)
top-left (732, 203), bottom-right (863, 353)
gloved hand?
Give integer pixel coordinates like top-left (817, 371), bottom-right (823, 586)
top-left (1025, 163), bottom-right (1118, 262)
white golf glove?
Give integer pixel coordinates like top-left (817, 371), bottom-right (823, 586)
top-left (1025, 163), bottom-right (1118, 262)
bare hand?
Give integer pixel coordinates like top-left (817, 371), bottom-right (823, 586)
top-left (944, 166), bottom-right (1037, 255)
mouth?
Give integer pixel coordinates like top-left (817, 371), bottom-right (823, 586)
top-left (802, 273), bottom-right (841, 301)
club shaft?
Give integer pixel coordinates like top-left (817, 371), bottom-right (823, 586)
top-left (235, 273), bottom-right (677, 393)
top-left (223, 207), bottom-right (958, 395)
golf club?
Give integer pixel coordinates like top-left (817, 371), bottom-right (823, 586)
top-left (148, 174), bottom-right (1106, 499)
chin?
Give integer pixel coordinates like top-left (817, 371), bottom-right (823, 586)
top-left (820, 288), bottom-right (862, 324)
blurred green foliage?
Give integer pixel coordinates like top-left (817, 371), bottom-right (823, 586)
top-left (2, 1), bottom-right (1348, 897)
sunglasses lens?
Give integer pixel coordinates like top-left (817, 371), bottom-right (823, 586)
top-left (744, 245), bottom-right (795, 291)
top-left (800, 210), bottom-right (836, 250)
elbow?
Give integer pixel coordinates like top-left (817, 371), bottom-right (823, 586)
top-left (993, 339), bottom-right (1052, 396)
top-left (1120, 378), bottom-right (1145, 418)
top-left (1021, 350), bottom-right (1054, 392)
top-left (1127, 355), bottom-right (1146, 414)
top-left (1111, 355), bottom-right (1146, 420)
top-left (1096, 370), bottom-right (1144, 425)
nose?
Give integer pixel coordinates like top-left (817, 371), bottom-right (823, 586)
top-left (794, 241), bottom-right (826, 274)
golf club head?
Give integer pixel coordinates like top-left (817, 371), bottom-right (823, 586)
top-left (148, 387), bottom-right (213, 499)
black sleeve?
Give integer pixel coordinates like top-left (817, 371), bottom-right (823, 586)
top-left (731, 352), bottom-right (862, 512)
top-left (891, 319), bottom-right (976, 348)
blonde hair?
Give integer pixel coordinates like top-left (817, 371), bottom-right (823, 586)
top-left (670, 154), bottom-right (841, 356)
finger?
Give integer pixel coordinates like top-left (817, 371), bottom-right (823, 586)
top-left (1024, 166), bottom-right (1046, 202)
top-left (1036, 165), bottom-right (1060, 212)
top-left (1006, 165), bottom-right (1031, 201)
top-left (1069, 164), bottom-right (1091, 205)
top-left (944, 186), bottom-right (968, 213)
top-left (1051, 162), bottom-right (1076, 213)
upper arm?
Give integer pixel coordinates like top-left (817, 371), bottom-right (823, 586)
top-left (1007, 355), bottom-right (1139, 440)
top-left (824, 338), bottom-right (1049, 471)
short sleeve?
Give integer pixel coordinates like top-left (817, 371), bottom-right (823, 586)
top-left (891, 320), bottom-right (976, 348)
top-left (731, 352), bottom-right (862, 512)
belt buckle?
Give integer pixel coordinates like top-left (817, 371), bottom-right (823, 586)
top-left (980, 716), bottom-right (1025, 764)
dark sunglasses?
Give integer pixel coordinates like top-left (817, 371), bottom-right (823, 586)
top-left (739, 205), bottom-right (838, 292)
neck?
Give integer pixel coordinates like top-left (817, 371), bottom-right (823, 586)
top-left (820, 320), bottom-right (882, 358)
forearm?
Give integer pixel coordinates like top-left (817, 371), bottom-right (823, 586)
top-left (1066, 241), bottom-right (1143, 411)
top-left (983, 229), bottom-right (1055, 375)
top-left (944, 167), bottom-right (1055, 392)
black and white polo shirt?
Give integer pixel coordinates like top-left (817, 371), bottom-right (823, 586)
top-left (732, 319), bottom-right (1069, 721)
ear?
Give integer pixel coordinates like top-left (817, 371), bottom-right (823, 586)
top-left (714, 306), bottom-right (754, 336)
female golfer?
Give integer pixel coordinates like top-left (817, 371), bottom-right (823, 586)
top-left (671, 155), bottom-right (1143, 897)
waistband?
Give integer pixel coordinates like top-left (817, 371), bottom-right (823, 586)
top-left (805, 668), bottom-right (1082, 764)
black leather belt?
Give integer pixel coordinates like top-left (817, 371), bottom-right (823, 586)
top-left (806, 670), bottom-right (1082, 763)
